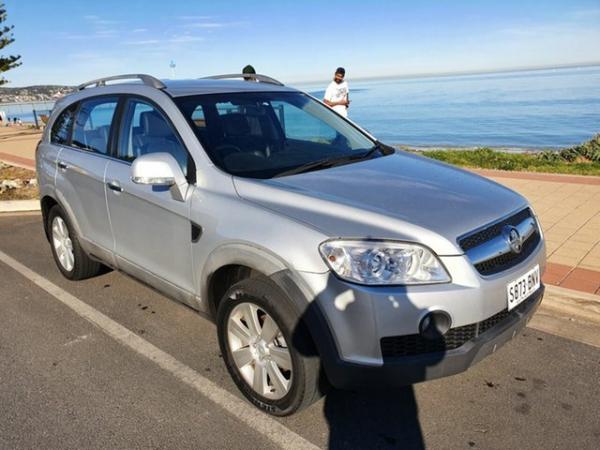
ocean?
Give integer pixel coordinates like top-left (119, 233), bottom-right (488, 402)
top-left (297, 66), bottom-right (600, 149)
top-left (3, 66), bottom-right (599, 149)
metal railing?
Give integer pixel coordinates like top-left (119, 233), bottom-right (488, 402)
top-left (201, 73), bottom-right (284, 86)
top-left (0, 100), bottom-right (55, 128)
top-left (77, 74), bottom-right (166, 91)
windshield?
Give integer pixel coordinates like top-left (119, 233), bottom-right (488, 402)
top-left (174, 92), bottom-right (379, 178)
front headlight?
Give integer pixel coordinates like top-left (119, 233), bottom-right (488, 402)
top-left (319, 240), bottom-right (451, 285)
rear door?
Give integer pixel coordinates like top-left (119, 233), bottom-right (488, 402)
top-left (105, 97), bottom-right (195, 294)
top-left (54, 96), bottom-right (119, 262)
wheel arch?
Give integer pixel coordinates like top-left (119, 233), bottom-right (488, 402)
top-left (201, 243), bottom-right (337, 371)
top-left (201, 242), bottom-right (293, 319)
top-left (41, 194), bottom-right (84, 246)
top-left (40, 195), bottom-right (59, 240)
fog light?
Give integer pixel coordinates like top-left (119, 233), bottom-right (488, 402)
top-left (419, 311), bottom-right (452, 340)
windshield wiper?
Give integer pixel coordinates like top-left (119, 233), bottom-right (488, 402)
top-left (274, 157), bottom-right (341, 177)
top-left (359, 142), bottom-right (384, 160)
top-left (274, 143), bottom-right (386, 178)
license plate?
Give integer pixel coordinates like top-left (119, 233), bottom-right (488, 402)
top-left (507, 265), bottom-right (540, 311)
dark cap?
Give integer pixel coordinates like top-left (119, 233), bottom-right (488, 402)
top-left (242, 65), bottom-right (256, 74)
top-left (335, 67), bottom-right (345, 76)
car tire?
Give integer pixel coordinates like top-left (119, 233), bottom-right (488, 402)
top-left (217, 276), bottom-right (324, 416)
top-left (47, 204), bottom-right (103, 280)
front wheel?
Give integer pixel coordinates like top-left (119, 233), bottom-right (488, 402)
top-left (216, 277), bottom-right (324, 416)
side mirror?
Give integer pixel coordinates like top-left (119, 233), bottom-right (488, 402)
top-left (131, 153), bottom-right (188, 201)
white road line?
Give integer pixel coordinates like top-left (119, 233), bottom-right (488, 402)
top-left (0, 249), bottom-right (319, 450)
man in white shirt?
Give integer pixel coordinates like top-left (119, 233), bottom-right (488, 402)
top-left (323, 67), bottom-right (350, 118)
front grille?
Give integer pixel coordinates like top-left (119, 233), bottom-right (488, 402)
top-left (459, 208), bottom-right (532, 251)
top-left (458, 208), bottom-right (541, 276)
top-left (478, 308), bottom-right (510, 335)
top-left (380, 294), bottom-right (536, 359)
top-left (474, 232), bottom-right (541, 275)
top-left (381, 324), bottom-right (476, 357)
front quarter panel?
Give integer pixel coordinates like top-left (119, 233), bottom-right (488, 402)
top-left (189, 184), bottom-right (330, 310)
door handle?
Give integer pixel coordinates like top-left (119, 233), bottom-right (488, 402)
top-left (107, 181), bottom-right (123, 193)
top-left (57, 161), bottom-right (68, 170)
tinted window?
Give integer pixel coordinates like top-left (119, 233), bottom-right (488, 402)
top-left (50, 103), bottom-right (77, 145)
top-left (72, 97), bottom-right (118, 154)
top-left (118, 99), bottom-right (189, 174)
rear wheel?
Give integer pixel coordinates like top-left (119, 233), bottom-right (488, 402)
top-left (217, 276), bottom-right (324, 416)
top-left (48, 205), bottom-right (103, 280)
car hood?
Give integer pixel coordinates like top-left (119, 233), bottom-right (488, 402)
top-left (233, 151), bottom-right (528, 255)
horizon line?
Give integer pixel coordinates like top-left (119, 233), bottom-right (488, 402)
top-left (288, 60), bottom-right (600, 86)
top-left (2, 60), bottom-right (600, 89)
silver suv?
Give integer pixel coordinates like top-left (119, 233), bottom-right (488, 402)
top-left (37, 73), bottom-right (546, 415)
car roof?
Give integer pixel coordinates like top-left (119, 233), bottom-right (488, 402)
top-left (52, 75), bottom-right (304, 115)
top-left (162, 79), bottom-right (298, 97)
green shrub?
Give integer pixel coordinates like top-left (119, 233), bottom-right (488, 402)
top-left (579, 134), bottom-right (600, 161)
top-left (538, 151), bottom-right (561, 162)
top-left (528, 135), bottom-right (600, 164)
top-left (559, 147), bottom-right (580, 162)
top-left (417, 134), bottom-right (600, 176)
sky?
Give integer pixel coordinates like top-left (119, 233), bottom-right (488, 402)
top-left (3, 0), bottom-right (600, 87)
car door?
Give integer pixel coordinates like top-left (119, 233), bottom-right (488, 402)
top-left (105, 97), bottom-right (196, 296)
top-left (54, 96), bottom-right (119, 263)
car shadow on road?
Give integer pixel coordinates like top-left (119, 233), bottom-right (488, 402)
top-left (291, 273), bottom-right (445, 450)
top-left (323, 386), bottom-right (424, 449)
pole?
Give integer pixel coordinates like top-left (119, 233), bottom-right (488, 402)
top-left (33, 109), bottom-right (39, 129)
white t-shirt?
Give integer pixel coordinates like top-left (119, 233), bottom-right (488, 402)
top-left (324, 80), bottom-right (349, 117)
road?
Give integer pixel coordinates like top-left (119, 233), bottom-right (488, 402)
top-left (1, 214), bottom-right (599, 449)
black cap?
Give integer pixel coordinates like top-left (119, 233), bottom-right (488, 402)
top-left (242, 65), bottom-right (256, 74)
top-left (335, 67), bottom-right (345, 76)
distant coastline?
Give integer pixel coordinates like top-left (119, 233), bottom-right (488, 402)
top-left (3, 61), bottom-right (600, 94)
top-left (0, 86), bottom-right (74, 104)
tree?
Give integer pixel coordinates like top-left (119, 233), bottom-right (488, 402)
top-left (0, 2), bottom-right (21, 86)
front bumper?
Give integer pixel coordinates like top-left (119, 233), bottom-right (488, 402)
top-left (298, 237), bottom-right (546, 364)
top-left (321, 285), bottom-right (543, 389)
top-left (271, 237), bottom-right (545, 389)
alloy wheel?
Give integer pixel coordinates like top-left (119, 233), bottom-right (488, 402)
top-left (51, 216), bottom-right (74, 272)
top-left (227, 302), bottom-right (293, 400)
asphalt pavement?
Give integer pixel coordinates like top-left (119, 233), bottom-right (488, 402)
top-left (1, 214), bottom-right (599, 449)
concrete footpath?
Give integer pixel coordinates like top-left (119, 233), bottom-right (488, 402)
top-left (1, 129), bottom-right (599, 295)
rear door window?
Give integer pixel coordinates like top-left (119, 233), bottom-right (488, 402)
top-left (72, 97), bottom-right (119, 155)
top-left (50, 103), bottom-right (78, 145)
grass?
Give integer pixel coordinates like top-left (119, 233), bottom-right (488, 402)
top-left (0, 164), bottom-right (39, 200)
top-left (415, 134), bottom-right (600, 176)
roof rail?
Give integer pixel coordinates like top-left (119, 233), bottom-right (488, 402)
top-left (201, 73), bottom-right (284, 86)
top-left (77, 74), bottom-right (166, 91)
